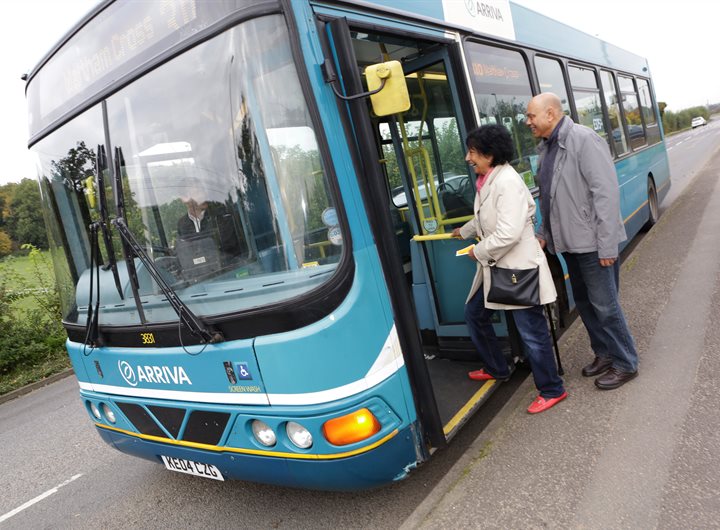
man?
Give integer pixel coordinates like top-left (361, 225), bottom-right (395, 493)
top-left (177, 192), bottom-right (246, 267)
top-left (526, 92), bottom-right (638, 390)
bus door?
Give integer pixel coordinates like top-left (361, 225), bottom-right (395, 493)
top-left (324, 18), bottom-right (514, 442)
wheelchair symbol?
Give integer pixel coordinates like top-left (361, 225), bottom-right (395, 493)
top-left (235, 362), bottom-right (252, 380)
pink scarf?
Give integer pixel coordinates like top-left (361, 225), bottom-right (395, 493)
top-left (475, 165), bottom-right (497, 192)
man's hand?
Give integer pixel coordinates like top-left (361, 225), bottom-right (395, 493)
top-left (599, 257), bottom-right (617, 267)
top-left (537, 236), bottom-right (546, 249)
top-left (452, 227), bottom-right (462, 238)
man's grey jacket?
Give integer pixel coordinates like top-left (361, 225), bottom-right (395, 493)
top-left (535, 117), bottom-right (627, 259)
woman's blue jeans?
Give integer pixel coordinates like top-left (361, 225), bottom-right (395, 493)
top-left (562, 251), bottom-right (638, 373)
top-left (465, 289), bottom-right (565, 398)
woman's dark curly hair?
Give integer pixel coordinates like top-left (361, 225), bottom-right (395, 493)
top-left (465, 124), bottom-right (515, 166)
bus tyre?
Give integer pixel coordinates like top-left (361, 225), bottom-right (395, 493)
top-left (641, 179), bottom-right (659, 232)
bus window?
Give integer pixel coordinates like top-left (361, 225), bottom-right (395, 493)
top-left (464, 42), bottom-right (537, 189)
top-left (32, 106), bottom-right (124, 325)
top-left (619, 75), bottom-right (647, 150)
top-left (569, 65), bottom-right (608, 144)
top-left (637, 78), bottom-right (661, 145)
top-left (43, 16), bottom-right (343, 326)
top-left (601, 70), bottom-right (628, 157)
top-left (534, 56), bottom-right (571, 115)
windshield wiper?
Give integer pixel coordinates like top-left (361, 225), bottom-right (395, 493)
top-left (84, 221), bottom-right (102, 348)
top-left (111, 146), bottom-right (147, 325)
top-left (95, 144), bottom-right (123, 299)
top-left (112, 146), bottom-right (222, 345)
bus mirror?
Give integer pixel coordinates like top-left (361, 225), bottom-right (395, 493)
top-left (365, 61), bottom-right (410, 116)
top-left (84, 175), bottom-right (97, 210)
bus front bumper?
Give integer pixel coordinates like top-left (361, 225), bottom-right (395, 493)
top-left (96, 423), bottom-right (421, 490)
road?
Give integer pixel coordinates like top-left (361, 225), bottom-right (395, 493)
top-left (1, 123), bottom-right (718, 529)
top-left (662, 119), bottom-right (720, 212)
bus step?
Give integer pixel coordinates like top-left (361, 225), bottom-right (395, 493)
top-left (436, 337), bottom-right (512, 361)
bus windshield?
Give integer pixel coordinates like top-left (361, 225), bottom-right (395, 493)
top-left (32, 15), bottom-right (342, 327)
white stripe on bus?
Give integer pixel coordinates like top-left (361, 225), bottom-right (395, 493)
top-left (79, 326), bottom-right (405, 406)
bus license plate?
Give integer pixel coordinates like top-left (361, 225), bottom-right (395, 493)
top-left (161, 455), bottom-right (224, 481)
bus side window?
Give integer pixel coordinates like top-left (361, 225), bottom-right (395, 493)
top-left (534, 56), bottom-right (571, 116)
top-left (601, 70), bottom-right (628, 157)
top-left (464, 42), bottom-right (538, 190)
top-left (569, 65), bottom-right (609, 145)
top-left (637, 78), bottom-right (661, 145)
top-left (618, 75), bottom-right (647, 150)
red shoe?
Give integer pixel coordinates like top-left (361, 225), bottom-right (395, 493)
top-left (527, 392), bottom-right (568, 414)
top-left (468, 369), bottom-right (495, 381)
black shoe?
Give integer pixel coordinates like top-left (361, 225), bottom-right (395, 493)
top-left (594, 367), bottom-right (638, 390)
top-left (581, 356), bottom-right (613, 377)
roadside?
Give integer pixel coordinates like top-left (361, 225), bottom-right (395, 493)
top-left (0, 368), bottom-right (74, 406)
top-left (402, 145), bottom-right (720, 528)
top-left (0, 248), bottom-right (67, 397)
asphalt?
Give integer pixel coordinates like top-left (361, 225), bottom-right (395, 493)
top-left (401, 145), bottom-right (720, 529)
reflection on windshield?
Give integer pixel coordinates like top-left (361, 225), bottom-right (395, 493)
top-left (33, 15), bottom-right (342, 327)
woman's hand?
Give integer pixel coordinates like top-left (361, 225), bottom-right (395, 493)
top-left (452, 227), bottom-right (462, 238)
top-left (466, 246), bottom-right (478, 262)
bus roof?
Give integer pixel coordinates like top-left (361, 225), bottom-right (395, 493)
top-left (27, 0), bottom-right (651, 84)
top-left (356, 0), bottom-right (650, 76)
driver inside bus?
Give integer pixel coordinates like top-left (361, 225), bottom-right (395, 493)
top-left (175, 188), bottom-right (247, 273)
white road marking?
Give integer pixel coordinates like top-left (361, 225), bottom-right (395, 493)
top-left (0, 474), bottom-right (83, 524)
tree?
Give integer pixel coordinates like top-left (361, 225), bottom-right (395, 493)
top-left (50, 141), bottom-right (95, 193)
top-left (0, 184), bottom-right (16, 229)
top-left (0, 230), bottom-right (11, 257)
top-left (435, 120), bottom-right (467, 177)
top-left (5, 178), bottom-right (48, 249)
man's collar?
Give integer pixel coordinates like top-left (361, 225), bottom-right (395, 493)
top-left (543, 116), bottom-right (565, 142)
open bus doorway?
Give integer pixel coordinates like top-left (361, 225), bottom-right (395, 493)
top-left (328, 23), bottom-right (523, 442)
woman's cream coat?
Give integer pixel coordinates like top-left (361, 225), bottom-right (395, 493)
top-left (458, 163), bottom-right (557, 310)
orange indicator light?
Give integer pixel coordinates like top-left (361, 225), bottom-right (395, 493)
top-left (322, 408), bottom-right (381, 446)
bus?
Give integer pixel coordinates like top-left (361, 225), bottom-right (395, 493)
top-left (27, 0), bottom-right (670, 490)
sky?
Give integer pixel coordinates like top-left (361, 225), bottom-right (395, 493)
top-left (513, 0), bottom-right (720, 110)
top-left (1, 0), bottom-right (718, 186)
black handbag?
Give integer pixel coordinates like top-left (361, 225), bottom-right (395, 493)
top-left (487, 264), bottom-right (540, 306)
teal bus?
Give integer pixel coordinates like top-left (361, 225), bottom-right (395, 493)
top-left (27, 0), bottom-right (669, 489)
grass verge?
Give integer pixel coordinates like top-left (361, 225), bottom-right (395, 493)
top-left (0, 352), bottom-right (71, 396)
top-left (0, 248), bottom-right (69, 396)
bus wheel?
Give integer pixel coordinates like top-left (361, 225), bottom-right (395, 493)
top-left (641, 178), bottom-right (659, 232)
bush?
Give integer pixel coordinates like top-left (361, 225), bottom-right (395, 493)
top-left (662, 106), bottom-right (710, 134)
top-left (0, 245), bottom-right (67, 380)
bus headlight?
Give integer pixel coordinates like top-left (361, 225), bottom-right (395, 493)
top-left (101, 403), bottom-right (116, 424)
top-left (286, 421), bottom-right (312, 449)
top-left (251, 420), bottom-right (276, 447)
top-left (89, 401), bottom-right (102, 420)
top-left (322, 408), bottom-right (381, 446)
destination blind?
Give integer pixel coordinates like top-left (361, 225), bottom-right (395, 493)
top-left (26, 0), bottom-right (273, 139)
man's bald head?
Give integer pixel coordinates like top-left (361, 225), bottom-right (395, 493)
top-left (526, 92), bottom-right (564, 138)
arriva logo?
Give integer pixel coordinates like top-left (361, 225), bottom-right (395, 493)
top-left (465, 0), bottom-right (504, 21)
top-left (118, 360), bottom-right (137, 386)
top-left (118, 360), bottom-right (192, 386)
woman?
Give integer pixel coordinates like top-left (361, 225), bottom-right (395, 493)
top-left (452, 124), bottom-right (566, 414)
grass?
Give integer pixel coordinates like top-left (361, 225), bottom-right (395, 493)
top-left (0, 249), bottom-right (69, 396)
top-left (0, 251), bottom-right (55, 312)
top-left (0, 353), bottom-right (71, 396)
